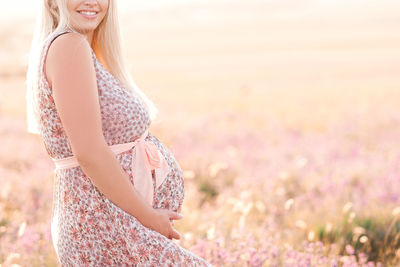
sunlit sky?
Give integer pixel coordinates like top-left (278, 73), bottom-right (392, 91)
top-left (1, 0), bottom-right (400, 20)
top-left (0, 0), bottom-right (399, 122)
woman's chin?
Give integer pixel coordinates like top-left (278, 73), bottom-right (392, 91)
top-left (71, 23), bottom-right (99, 32)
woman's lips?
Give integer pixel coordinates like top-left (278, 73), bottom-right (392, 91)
top-left (77, 11), bottom-right (98, 20)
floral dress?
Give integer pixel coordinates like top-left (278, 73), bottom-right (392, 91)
top-left (36, 28), bottom-right (212, 266)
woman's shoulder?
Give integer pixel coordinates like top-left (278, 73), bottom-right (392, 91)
top-left (45, 31), bottom-right (94, 86)
top-left (46, 30), bottom-right (89, 60)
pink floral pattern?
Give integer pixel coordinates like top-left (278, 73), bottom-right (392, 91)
top-left (37, 29), bottom-right (212, 266)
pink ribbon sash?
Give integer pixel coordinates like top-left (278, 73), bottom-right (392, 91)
top-left (51, 129), bottom-right (170, 206)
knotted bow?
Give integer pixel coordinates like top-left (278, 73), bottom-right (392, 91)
top-left (131, 130), bottom-right (170, 206)
top-left (52, 129), bottom-right (170, 206)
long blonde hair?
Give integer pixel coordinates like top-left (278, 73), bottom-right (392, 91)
top-left (26, 0), bottom-right (158, 135)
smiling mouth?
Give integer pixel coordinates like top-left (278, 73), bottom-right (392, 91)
top-left (77, 10), bottom-right (99, 19)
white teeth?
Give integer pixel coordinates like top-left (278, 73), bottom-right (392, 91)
top-left (80, 11), bottom-right (97, 15)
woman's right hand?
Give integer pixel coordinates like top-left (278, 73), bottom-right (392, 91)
top-left (147, 208), bottom-right (183, 240)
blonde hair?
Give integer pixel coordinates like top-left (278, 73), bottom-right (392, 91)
top-left (26, 0), bottom-right (158, 135)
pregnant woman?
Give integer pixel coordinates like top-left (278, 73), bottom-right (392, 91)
top-left (25, 0), bottom-right (213, 266)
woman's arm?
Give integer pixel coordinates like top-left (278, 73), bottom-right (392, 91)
top-left (45, 32), bottom-right (156, 229)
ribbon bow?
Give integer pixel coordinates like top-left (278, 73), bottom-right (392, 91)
top-left (131, 130), bottom-right (170, 206)
top-left (52, 129), bottom-right (169, 207)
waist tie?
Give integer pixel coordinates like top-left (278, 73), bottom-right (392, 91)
top-left (51, 129), bottom-right (170, 206)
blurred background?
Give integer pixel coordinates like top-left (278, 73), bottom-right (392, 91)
top-left (1, 0), bottom-right (400, 266)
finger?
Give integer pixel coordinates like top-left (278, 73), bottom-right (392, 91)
top-left (169, 211), bottom-right (183, 220)
top-left (171, 228), bottom-right (181, 240)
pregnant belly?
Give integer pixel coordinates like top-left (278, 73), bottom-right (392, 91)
top-left (146, 134), bottom-right (185, 212)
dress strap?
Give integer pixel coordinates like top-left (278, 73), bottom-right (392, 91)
top-left (40, 29), bottom-right (74, 87)
top-left (40, 28), bottom-right (96, 89)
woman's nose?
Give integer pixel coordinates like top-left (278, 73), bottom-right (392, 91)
top-left (83, 0), bottom-right (98, 6)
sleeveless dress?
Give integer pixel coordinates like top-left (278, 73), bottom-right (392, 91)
top-left (36, 28), bottom-right (213, 266)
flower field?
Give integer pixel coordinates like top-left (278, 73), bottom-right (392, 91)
top-left (1, 0), bottom-right (400, 266)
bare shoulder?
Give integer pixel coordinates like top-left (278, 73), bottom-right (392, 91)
top-left (46, 32), bottom-right (93, 85)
